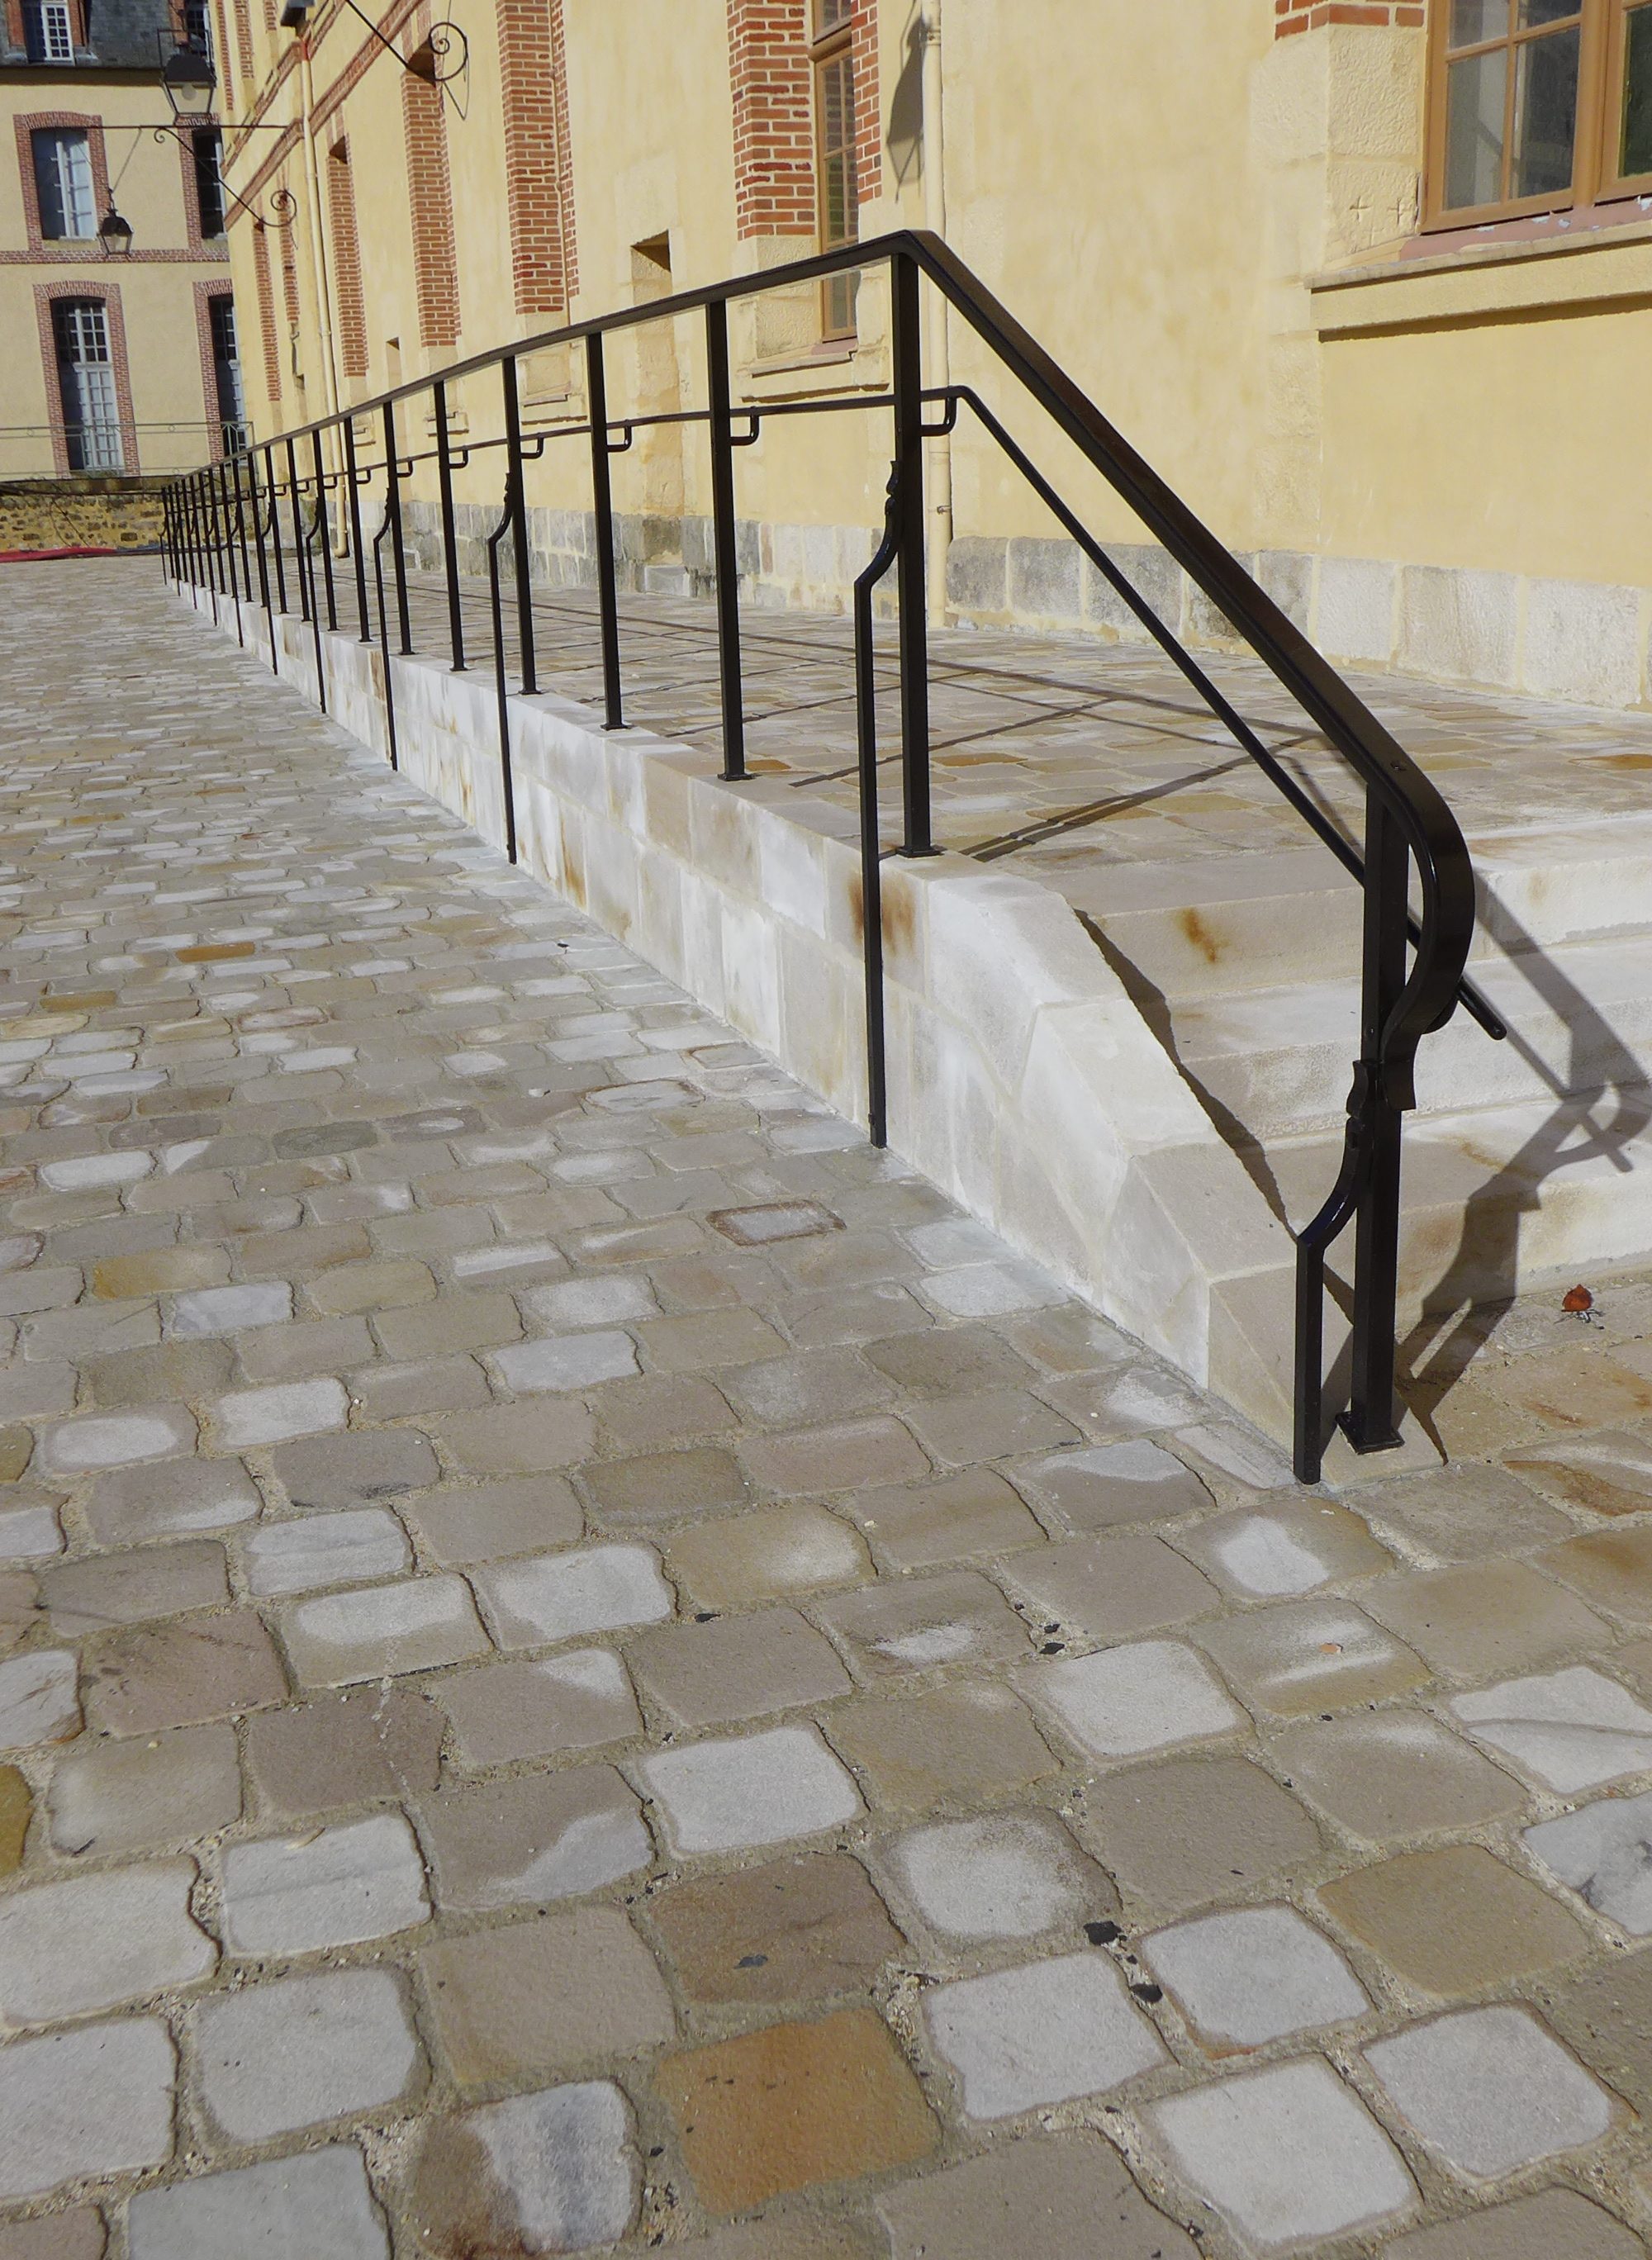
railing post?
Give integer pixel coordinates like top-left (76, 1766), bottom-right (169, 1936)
top-left (705, 297), bottom-right (745, 781)
top-left (502, 356), bottom-right (537, 695)
top-left (285, 437), bottom-right (311, 623)
top-left (246, 449), bottom-right (276, 667)
top-left (434, 379), bottom-right (466, 670)
top-left (383, 399), bottom-right (412, 655)
top-left (266, 445), bottom-right (288, 617)
top-left (311, 429), bottom-right (337, 632)
top-left (232, 454), bottom-right (254, 610)
top-left (1343, 790), bottom-right (1408, 1457)
top-left (585, 331), bottom-right (624, 729)
top-left (343, 415), bottom-right (371, 641)
top-left (890, 249), bottom-right (933, 857)
top-left (219, 464), bottom-right (244, 647)
top-left (202, 473), bottom-right (221, 624)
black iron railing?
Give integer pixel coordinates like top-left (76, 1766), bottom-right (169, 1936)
top-left (162, 228), bottom-right (1503, 1483)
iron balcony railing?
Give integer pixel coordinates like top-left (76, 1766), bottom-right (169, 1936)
top-left (161, 227), bottom-right (1505, 1483)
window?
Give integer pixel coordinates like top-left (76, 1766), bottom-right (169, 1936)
top-left (24, 0), bottom-right (75, 61)
top-left (32, 130), bottom-right (95, 240)
top-left (810, 0), bottom-right (858, 337)
top-left (208, 294), bottom-right (248, 453)
top-left (1427, 0), bottom-right (1652, 226)
top-left (54, 300), bottom-right (123, 471)
top-left (192, 128), bottom-right (225, 239)
top-left (182, 0), bottom-right (213, 59)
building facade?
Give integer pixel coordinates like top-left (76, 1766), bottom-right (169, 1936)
top-left (0, 0), bottom-right (245, 482)
top-left (219, 0), bottom-right (1652, 710)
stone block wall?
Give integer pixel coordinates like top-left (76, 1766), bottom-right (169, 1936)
top-left (0, 477), bottom-right (169, 553)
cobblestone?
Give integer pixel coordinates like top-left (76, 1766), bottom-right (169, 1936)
top-left (5, 565), bottom-right (1652, 2248)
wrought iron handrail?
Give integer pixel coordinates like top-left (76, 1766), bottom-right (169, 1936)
top-left (162, 227), bottom-right (1496, 1483)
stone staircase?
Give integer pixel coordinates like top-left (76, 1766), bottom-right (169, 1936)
top-left (1077, 813), bottom-right (1652, 1343)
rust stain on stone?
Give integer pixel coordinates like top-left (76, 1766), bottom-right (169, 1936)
top-left (1177, 907), bottom-right (1225, 966)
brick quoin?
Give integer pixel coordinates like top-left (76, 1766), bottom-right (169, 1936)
top-left (851, 0), bottom-right (878, 204)
top-left (1275, 0), bottom-right (1425, 32)
top-left (403, 51), bottom-right (461, 347)
top-left (250, 221), bottom-right (281, 401)
top-left (727, 0), bottom-right (815, 238)
top-left (326, 139), bottom-right (369, 378)
top-left (496, 0), bottom-right (577, 315)
top-left (549, 0), bottom-right (578, 297)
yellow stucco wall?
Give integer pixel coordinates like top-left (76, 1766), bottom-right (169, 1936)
top-left (0, 74), bottom-right (230, 481)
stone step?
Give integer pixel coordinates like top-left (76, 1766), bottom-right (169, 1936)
top-left (1167, 938), bottom-right (1652, 1140)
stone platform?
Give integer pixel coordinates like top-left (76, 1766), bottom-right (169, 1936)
top-left (1, 556), bottom-right (1652, 2254)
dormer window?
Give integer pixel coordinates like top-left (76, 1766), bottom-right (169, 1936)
top-left (24, 0), bottom-right (76, 63)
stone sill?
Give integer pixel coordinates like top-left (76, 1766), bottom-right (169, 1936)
top-left (1309, 207), bottom-right (1652, 334)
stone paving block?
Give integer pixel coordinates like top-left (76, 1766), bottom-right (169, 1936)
top-left (629, 1606), bottom-right (852, 1728)
top-left (1084, 1754), bottom-right (1323, 1916)
top-left (1525, 1787), bottom-right (1652, 1931)
top-left (1001, 1531), bottom-right (1219, 1640)
top-left (1483, 1345), bottom-right (1652, 1428)
top-left (665, 1502), bottom-right (870, 1609)
top-left (83, 1610), bottom-right (286, 1734)
top-left (1449, 1664), bottom-right (1652, 1790)
top-left (1144, 2058), bottom-right (1414, 2249)
top-left (879, 1809), bottom-right (1113, 1943)
top-left (1265, 1712), bottom-right (1525, 1843)
top-left (525, 1275), bottom-right (659, 1328)
top-left (637, 1306), bottom-right (790, 1370)
top-left (237, 1313), bottom-right (375, 1382)
top-left (85, 1339), bottom-right (234, 1410)
top-left (667, 2219), bottom-right (875, 2260)
top-left (39, 1403), bottom-right (197, 1474)
top-left (1019, 1638), bottom-right (1246, 1760)
top-left (581, 1443), bottom-right (749, 1524)
top-left (921, 1261), bottom-right (1062, 1319)
top-left (282, 1571), bottom-right (490, 1684)
top-left (421, 1764), bottom-right (651, 1909)
top-left (471, 1539), bottom-right (672, 1647)
top-left (491, 1328), bottom-right (640, 1394)
top-left (244, 1507), bottom-right (410, 1596)
top-left (847, 1467), bottom-right (1047, 1569)
top-left (211, 1379), bottom-right (349, 1450)
top-left (420, 1906), bottom-right (673, 2086)
top-left (824, 1680), bottom-right (1057, 1810)
top-left (409, 2082), bottom-right (638, 2256)
top-left (196, 1967), bottom-right (423, 2141)
top-left (1173, 1498), bottom-right (1392, 1598)
top-left (268, 1428), bottom-right (439, 1511)
top-left (438, 1397), bottom-right (596, 1475)
top-left (126, 2146), bottom-right (389, 2260)
top-left (1359, 1462), bottom-right (1574, 1565)
top-left (723, 1346), bottom-right (895, 1428)
top-left (1367, 1560), bottom-right (1613, 1678)
top-left (48, 1720), bottom-right (240, 1855)
top-left (1195, 1597), bottom-right (1429, 1716)
top-left (404, 1474), bottom-right (583, 1564)
top-left (738, 1417), bottom-right (932, 1501)
top-left (0, 1496), bottom-right (63, 1562)
top-left (42, 1541), bottom-right (230, 1636)
top-left (641, 1725), bottom-right (862, 1856)
top-left (1317, 1845), bottom-right (1590, 1996)
top-left (1145, 1903), bottom-right (1368, 2049)
top-left (878, 2131), bottom-right (1199, 2260)
top-left (1505, 1427), bottom-right (1652, 1516)
top-left (1383, 2189), bottom-right (1646, 2260)
top-left (437, 1648), bottom-right (642, 1764)
top-left (244, 1684), bottom-right (444, 1814)
top-left (95, 1246), bottom-right (226, 1299)
top-left (815, 1568), bottom-right (1032, 1676)
top-left (1365, 2005), bottom-right (1617, 2178)
top-left (862, 1320), bottom-right (1040, 1398)
top-left (0, 2018), bottom-right (174, 2201)
top-left (901, 1388), bottom-right (1080, 1469)
top-left (0, 1649), bottom-right (78, 1750)
top-left (165, 1282), bottom-right (292, 1337)
top-left (591, 1372), bottom-right (738, 1449)
top-left (0, 1860), bottom-right (215, 2024)
top-left (1541, 1942), bottom-right (1652, 2112)
top-left (924, 1949), bottom-right (1165, 2118)
top-left (1543, 1524), bottom-right (1652, 1626)
top-left (656, 2008), bottom-right (936, 2213)
top-left (86, 1455), bottom-right (261, 1542)
top-left (1012, 1438), bottom-right (1212, 1533)
top-left (0, 2211), bottom-right (107, 2259)
top-left (0, 1770), bottom-right (28, 1876)
top-left (649, 1852), bottom-right (904, 2007)
top-left (221, 1812), bottom-right (430, 1954)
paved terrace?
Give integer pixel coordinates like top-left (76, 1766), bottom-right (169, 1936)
top-left (0, 558), bottom-right (1651, 2258)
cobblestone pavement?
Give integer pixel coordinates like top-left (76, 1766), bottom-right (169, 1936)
top-left (2, 558), bottom-right (1652, 2258)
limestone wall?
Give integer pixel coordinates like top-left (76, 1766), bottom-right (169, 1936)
top-left (0, 479), bottom-right (169, 555)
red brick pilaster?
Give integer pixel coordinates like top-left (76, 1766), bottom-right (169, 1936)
top-left (251, 219), bottom-right (281, 401)
top-left (852, 0), bottom-right (878, 204)
top-left (326, 136), bottom-right (368, 376)
top-left (727, 0), bottom-right (814, 238)
top-left (402, 49), bottom-right (460, 346)
top-left (496, 0), bottom-right (576, 315)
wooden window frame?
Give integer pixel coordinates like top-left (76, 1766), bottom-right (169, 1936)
top-left (1423, 0), bottom-right (1652, 231)
top-left (809, 0), bottom-right (858, 340)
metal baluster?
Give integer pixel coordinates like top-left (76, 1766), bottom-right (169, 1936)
top-left (383, 400), bottom-right (412, 655)
top-left (343, 416), bottom-right (370, 641)
top-left (584, 332), bottom-right (623, 729)
top-left (705, 298), bottom-right (745, 781)
top-left (232, 453), bottom-right (254, 613)
top-left (503, 356), bottom-right (536, 695)
top-left (370, 482), bottom-right (400, 771)
top-left (1342, 793), bottom-right (1408, 1458)
top-left (219, 463), bottom-right (244, 648)
top-left (267, 446), bottom-right (288, 616)
top-left (854, 470), bottom-right (903, 1150)
top-left (889, 251), bottom-right (933, 857)
top-left (285, 437), bottom-right (311, 623)
top-left (434, 379), bottom-right (466, 670)
top-left (311, 429), bottom-right (337, 631)
top-left (246, 449), bottom-right (277, 671)
top-left (485, 476), bottom-right (520, 865)
top-left (202, 473), bottom-right (221, 624)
